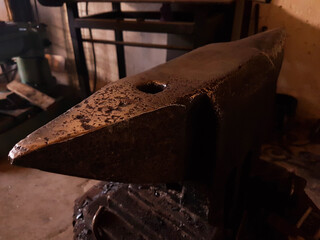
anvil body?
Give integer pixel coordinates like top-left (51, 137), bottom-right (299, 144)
top-left (9, 28), bottom-right (285, 186)
top-left (9, 29), bottom-right (285, 238)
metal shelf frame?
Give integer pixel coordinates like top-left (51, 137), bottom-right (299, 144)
top-left (39, 0), bottom-right (258, 97)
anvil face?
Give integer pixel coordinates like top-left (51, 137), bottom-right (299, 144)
top-left (9, 29), bottom-right (285, 183)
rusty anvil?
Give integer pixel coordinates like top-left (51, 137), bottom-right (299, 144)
top-left (9, 29), bottom-right (285, 237)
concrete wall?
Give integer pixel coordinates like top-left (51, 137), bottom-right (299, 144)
top-left (259, 0), bottom-right (320, 118)
top-left (0, 1), bottom-right (9, 21)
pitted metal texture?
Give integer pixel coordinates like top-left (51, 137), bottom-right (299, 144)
top-left (9, 29), bottom-right (286, 184)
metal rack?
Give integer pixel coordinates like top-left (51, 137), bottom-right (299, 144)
top-left (39, 0), bottom-right (257, 97)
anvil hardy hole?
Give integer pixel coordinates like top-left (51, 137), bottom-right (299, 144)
top-left (136, 81), bottom-right (166, 94)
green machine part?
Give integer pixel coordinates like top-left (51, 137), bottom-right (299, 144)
top-left (17, 56), bottom-right (53, 88)
top-left (0, 22), bottom-right (55, 89)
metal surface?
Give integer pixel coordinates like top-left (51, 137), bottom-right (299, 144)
top-left (82, 38), bottom-right (193, 51)
top-left (81, 11), bottom-right (193, 20)
top-left (112, 3), bottom-right (126, 79)
top-left (73, 18), bottom-right (195, 34)
top-left (72, 159), bottom-right (320, 240)
top-left (73, 182), bottom-right (215, 240)
top-left (9, 29), bottom-right (285, 182)
top-left (66, 2), bottom-right (91, 97)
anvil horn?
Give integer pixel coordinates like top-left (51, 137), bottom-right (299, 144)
top-left (9, 29), bottom-right (285, 183)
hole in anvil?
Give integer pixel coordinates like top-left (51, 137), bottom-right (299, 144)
top-left (136, 81), bottom-right (166, 94)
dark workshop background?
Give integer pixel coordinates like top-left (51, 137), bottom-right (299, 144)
top-left (0, 0), bottom-right (319, 118)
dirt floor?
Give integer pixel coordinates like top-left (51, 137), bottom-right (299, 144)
top-left (0, 157), bottom-right (98, 240)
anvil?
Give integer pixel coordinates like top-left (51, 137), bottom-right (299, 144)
top-left (9, 29), bottom-right (285, 237)
top-left (9, 29), bottom-right (284, 211)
